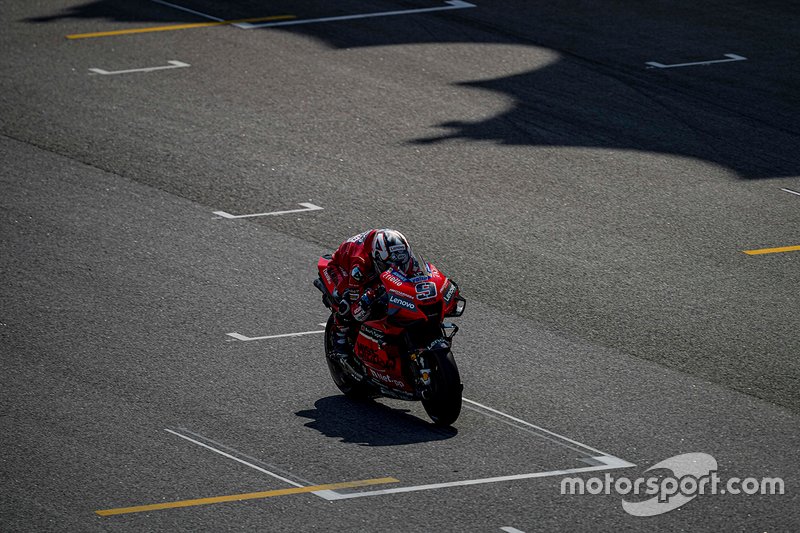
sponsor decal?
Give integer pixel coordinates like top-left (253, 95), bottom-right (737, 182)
top-left (368, 368), bottom-right (405, 388)
top-left (357, 343), bottom-right (387, 367)
top-left (391, 268), bottom-right (410, 280)
top-left (388, 247), bottom-right (409, 264)
top-left (352, 302), bottom-right (369, 321)
top-left (350, 265), bottom-right (364, 282)
top-left (384, 273), bottom-right (404, 286)
top-left (389, 288), bottom-right (413, 298)
top-left (443, 281), bottom-right (456, 303)
top-left (426, 338), bottom-right (449, 351)
top-left (359, 325), bottom-right (385, 343)
top-left (388, 293), bottom-right (416, 311)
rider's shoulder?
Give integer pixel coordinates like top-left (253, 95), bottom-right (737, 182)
top-left (345, 229), bottom-right (378, 245)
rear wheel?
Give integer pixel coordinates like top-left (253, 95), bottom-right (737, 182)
top-left (421, 350), bottom-right (463, 426)
top-left (324, 315), bottom-right (374, 399)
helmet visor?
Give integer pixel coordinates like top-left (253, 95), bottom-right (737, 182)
top-left (386, 244), bottom-right (412, 274)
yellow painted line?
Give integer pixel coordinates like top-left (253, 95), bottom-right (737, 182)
top-left (95, 477), bottom-right (399, 516)
top-left (66, 15), bottom-right (295, 40)
top-left (743, 245), bottom-right (800, 256)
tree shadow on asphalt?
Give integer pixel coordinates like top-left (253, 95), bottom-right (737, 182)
top-left (28, 0), bottom-right (800, 178)
top-left (296, 395), bottom-right (457, 446)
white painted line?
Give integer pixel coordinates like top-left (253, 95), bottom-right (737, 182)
top-left (781, 188), bottom-right (800, 197)
top-left (315, 398), bottom-right (633, 500)
top-left (175, 428), bottom-right (316, 486)
top-left (89, 60), bottom-right (190, 76)
top-left (213, 202), bottom-right (323, 219)
top-left (646, 53), bottom-right (746, 69)
top-left (227, 330), bottom-right (325, 342)
top-left (235, 0), bottom-right (476, 29)
top-left (151, 0), bottom-right (224, 21)
top-left (313, 455), bottom-right (634, 500)
top-left (462, 403), bottom-right (588, 456)
top-left (463, 398), bottom-right (608, 456)
top-left (500, 528), bottom-right (526, 533)
top-left (165, 429), bottom-right (305, 487)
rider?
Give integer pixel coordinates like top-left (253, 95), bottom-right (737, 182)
top-left (325, 229), bottom-right (415, 361)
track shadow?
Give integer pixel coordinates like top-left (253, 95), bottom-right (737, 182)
top-left (27, 0), bottom-right (800, 178)
top-left (273, 0), bottom-right (800, 179)
top-left (23, 0), bottom-right (402, 24)
top-left (296, 395), bottom-right (457, 446)
top-left (27, 0), bottom-right (175, 23)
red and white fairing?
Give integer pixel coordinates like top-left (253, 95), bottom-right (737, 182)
top-left (317, 256), bottom-right (462, 394)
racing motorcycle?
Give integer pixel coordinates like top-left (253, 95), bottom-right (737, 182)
top-left (313, 255), bottom-right (466, 426)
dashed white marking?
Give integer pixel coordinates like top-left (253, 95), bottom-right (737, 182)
top-left (235, 0), bottom-right (476, 29)
top-left (781, 188), bottom-right (800, 197)
top-left (165, 429), bottom-right (304, 487)
top-left (213, 202), bottom-right (323, 219)
top-left (500, 528), bottom-right (526, 533)
top-left (646, 53), bottom-right (746, 69)
top-left (89, 60), bottom-right (190, 76)
top-left (227, 330), bottom-right (325, 342)
top-left (151, 0), bottom-right (224, 21)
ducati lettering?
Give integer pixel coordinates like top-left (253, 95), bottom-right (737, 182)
top-left (357, 343), bottom-right (386, 367)
top-left (388, 294), bottom-right (416, 311)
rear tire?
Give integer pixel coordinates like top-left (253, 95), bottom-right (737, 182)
top-left (421, 350), bottom-right (463, 426)
top-left (324, 315), bottom-right (374, 400)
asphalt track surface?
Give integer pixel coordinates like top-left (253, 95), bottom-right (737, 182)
top-left (1, 1), bottom-right (799, 531)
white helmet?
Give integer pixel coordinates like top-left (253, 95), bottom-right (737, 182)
top-left (371, 229), bottom-right (413, 275)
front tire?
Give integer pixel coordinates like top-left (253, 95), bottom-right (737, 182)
top-left (421, 350), bottom-right (463, 426)
top-left (324, 315), bottom-right (374, 399)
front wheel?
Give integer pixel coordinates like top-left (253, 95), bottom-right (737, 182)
top-left (421, 350), bottom-right (463, 426)
top-left (324, 315), bottom-right (374, 400)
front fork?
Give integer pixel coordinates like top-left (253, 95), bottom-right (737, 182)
top-left (408, 322), bottom-right (459, 399)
